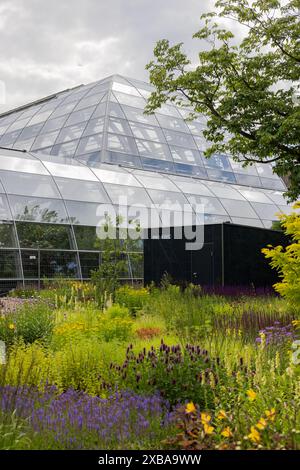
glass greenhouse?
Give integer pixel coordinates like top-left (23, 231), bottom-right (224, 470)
top-left (0, 75), bottom-right (292, 287)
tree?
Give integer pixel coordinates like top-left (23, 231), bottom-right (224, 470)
top-left (145, 0), bottom-right (300, 201)
top-left (262, 202), bottom-right (300, 308)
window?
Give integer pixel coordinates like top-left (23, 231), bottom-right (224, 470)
top-left (207, 183), bottom-right (245, 200)
top-left (0, 250), bottom-right (20, 278)
top-left (147, 189), bottom-right (189, 210)
top-left (235, 174), bottom-right (261, 187)
top-left (156, 114), bottom-right (189, 132)
top-left (41, 116), bottom-right (68, 134)
top-left (66, 200), bottom-right (108, 226)
top-left (204, 154), bottom-right (232, 171)
top-left (32, 130), bottom-right (60, 149)
top-left (221, 199), bottom-right (258, 218)
top-left (0, 154), bottom-right (48, 175)
top-left (122, 105), bottom-right (158, 125)
top-left (174, 163), bottom-right (208, 178)
top-left (0, 170), bottom-right (60, 198)
top-left (251, 202), bottom-right (280, 219)
top-left (40, 251), bottom-right (78, 278)
top-left (260, 177), bottom-right (285, 190)
top-left (136, 139), bottom-right (172, 160)
top-left (65, 106), bottom-right (96, 126)
top-left (237, 189), bottom-right (272, 203)
top-left (9, 196), bottom-right (68, 223)
top-left (17, 222), bottom-right (73, 249)
top-left (51, 140), bottom-right (80, 157)
top-left (17, 123), bottom-right (44, 141)
top-left (74, 225), bottom-right (102, 250)
top-left (49, 102), bottom-right (77, 119)
top-left (83, 117), bottom-right (105, 136)
top-left (107, 102), bottom-right (125, 119)
top-left (114, 91), bottom-right (146, 109)
top-left (0, 222), bottom-right (16, 247)
top-left (163, 129), bottom-right (197, 149)
top-left (135, 173), bottom-right (177, 191)
top-left (130, 122), bottom-right (165, 142)
top-left (170, 146), bottom-right (202, 165)
top-left (76, 134), bottom-right (103, 155)
top-left (171, 179), bottom-right (213, 196)
top-left (104, 183), bottom-right (152, 206)
top-left (80, 252), bottom-right (101, 278)
top-left (142, 157), bottom-right (175, 173)
top-left (55, 177), bottom-right (109, 203)
top-left (104, 151), bottom-right (142, 168)
top-left (186, 195), bottom-right (227, 215)
top-left (56, 122), bottom-right (86, 144)
top-left (107, 133), bottom-right (138, 155)
top-left (74, 92), bottom-right (106, 111)
top-left (108, 117), bottom-right (132, 135)
top-left (207, 169), bottom-right (236, 183)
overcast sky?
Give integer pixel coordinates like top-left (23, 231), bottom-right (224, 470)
top-left (0, 0), bottom-right (239, 113)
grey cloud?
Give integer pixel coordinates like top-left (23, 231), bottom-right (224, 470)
top-left (0, 0), bottom-right (220, 112)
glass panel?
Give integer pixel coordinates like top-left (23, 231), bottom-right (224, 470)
top-left (255, 163), bottom-right (277, 178)
top-left (129, 252), bottom-right (144, 278)
top-left (76, 134), bottom-right (103, 155)
top-left (130, 122), bottom-right (166, 142)
top-left (237, 189), bottom-right (272, 203)
top-left (13, 138), bottom-right (35, 151)
top-left (122, 105), bottom-right (158, 125)
top-left (114, 91), bottom-right (146, 109)
top-left (66, 200), bottom-right (106, 226)
top-left (93, 101), bottom-right (107, 118)
top-left (21, 250), bottom-right (38, 278)
top-left (163, 129), bottom-right (197, 149)
top-left (0, 170), bottom-right (61, 198)
top-left (142, 157), bottom-right (175, 173)
top-left (112, 81), bottom-right (141, 96)
top-left (80, 252), bottom-right (100, 278)
top-left (40, 251), bottom-right (78, 278)
top-left (206, 183), bottom-right (245, 200)
top-left (55, 177), bottom-right (109, 203)
top-left (104, 152), bottom-right (142, 168)
top-left (29, 109), bottom-right (56, 124)
top-left (204, 154), bottom-right (232, 171)
top-left (65, 106), bottom-right (96, 126)
top-left (260, 177), bottom-right (285, 190)
top-left (170, 146), bottom-right (202, 165)
top-left (107, 102), bottom-right (125, 119)
top-left (193, 135), bottom-right (209, 151)
top-left (92, 166), bottom-right (141, 186)
top-left (264, 191), bottom-right (287, 205)
top-left (0, 250), bottom-right (20, 278)
top-left (43, 161), bottom-right (98, 180)
top-left (49, 102), bottom-right (77, 119)
top-left (107, 133), bottom-right (138, 154)
top-left (9, 195), bottom-right (68, 223)
top-left (51, 140), bottom-right (79, 157)
top-left (186, 195), bottom-right (227, 215)
top-left (56, 122), bottom-right (86, 144)
top-left (104, 183), bottom-right (152, 206)
top-left (74, 92), bottom-right (105, 111)
top-left (74, 226), bottom-right (102, 250)
top-left (231, 217), bottom-right (264, 228)
top-left (156, 103), bottom-right (181, 117)
top-left (207, 169), bottom-right (236, 183)
top-left (17, 123), bottom-right (44, 140)
top-left (17, 222), bottom-right (73, 249)
top-left (229, 158), bottom-right (258, 175)
top-left (7, 118), bottom-right (30, 132)
top-left (41, 115), bottom-right (68, 133)
top-left (32, 130), bottom-right (60, 149)
top-left (156, 114), bottom-right (189, 132)
top-left (108, 117), bottom-right (132, 135)
top-left (136, 139), bottom-right (172, 160)
top-left (251, 202), bottom-right (280, 219)
top-left (0, 194), bottom-right (12, 220)
top-left (174, 163), bottom-right (208, 178)
top-left (171, 178), bottom-right (214, 196)
top-left (221, 199), bottom-right (258, 218)
top-left (86, 82), bottom-right (110, 95)
top-left (235, 174), bottom-right (261, 187)
top-left (0, 222), bottom-right (16, 247)
top-left (147, 189), bottom-right (189, 209)
top-left (187, 121), bottom-right (207, 135)
top-left (0, 154), bottom-right (48, 175)
top-left (0, 130), bottom-right (22, 145)
top-left (134, 172), bottom-right (178, 191)
top-left (83, 117), bottom-right (105, 137)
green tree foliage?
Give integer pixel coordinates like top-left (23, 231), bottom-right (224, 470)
top-left (146, 0), bottom-right (300, 200)
top-left (262, 202), bottom-right (300, 308)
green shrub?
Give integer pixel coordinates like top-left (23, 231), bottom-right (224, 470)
top-left (115, 285), bottom-right (149, 314)
top-left (0, 411), bottom-right (31, 450)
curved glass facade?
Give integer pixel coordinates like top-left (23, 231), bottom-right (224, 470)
top-left (0, 75), bottom-right (292, 285)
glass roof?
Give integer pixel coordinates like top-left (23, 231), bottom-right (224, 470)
top-left (0, 147), bottom-right (292, 229)
top-left (0, 74), bottom-right (286, 192)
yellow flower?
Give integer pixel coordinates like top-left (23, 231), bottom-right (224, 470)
top-left (256, 417), bottom-right (267, 430)
top-left (265, 408), bottom-right (276, 421)
top-left (248, 426), bottom-right (260, 443)
top-left (247, 389), bottom-right (257, 401)
top-left (8, 323), bottom-right (15, 330)
top-left (185, 402), bottom-right (196, 414)
top-left (201, 412), bottom-right (211, 424)
top-left (217, 409), bottom-right (227, 420)
top-left (203, 423), bottom-right (214, 435)
top-left (221, 426), bottom-right (233, 438)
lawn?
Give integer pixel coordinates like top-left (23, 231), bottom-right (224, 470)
top-left (0, 281), bottom-right (299, 450)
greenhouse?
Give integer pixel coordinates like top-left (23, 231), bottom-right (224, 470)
top-left (0, 74), bottom-right (292, 288)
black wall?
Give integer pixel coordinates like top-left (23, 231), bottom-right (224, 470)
top-left (143, 223), bottom-right (288, 288)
